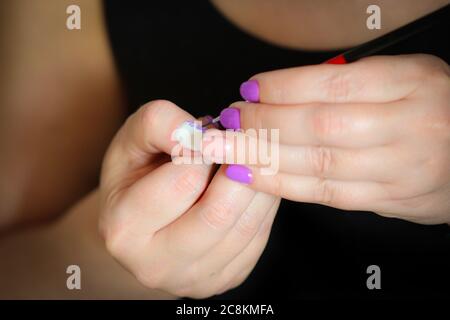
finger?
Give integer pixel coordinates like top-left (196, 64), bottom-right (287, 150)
top-left (151, 165), bottom-right (257, 260)
top-left (228, 100), bottom-right (403, 147)
top-left (178, 193), bottom-right (278, 298)
top-left (199, 192), bottom-right (277, 272)
top-left (101, 100), bottom-right (195, 190)
top-left (202, 130), bottom-right (400, 182)
top-left (188, 196), bottom-right (280, 297)
top-left (99, 162), bottom-right (214, 279)
top-left (116, 161), bottom-right (214, 235)
top-left (243, 55), bottom-right (420, 104)
top-left (224, 165), bottom-right (387, 211)
top-left (216, 197), bottom-right (280, 295)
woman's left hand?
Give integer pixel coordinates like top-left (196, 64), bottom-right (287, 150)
top-left (202, 54), bottom-right (450, 224)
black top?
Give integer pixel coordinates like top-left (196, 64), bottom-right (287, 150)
top-left (103, 0), bottom-right (450, 299)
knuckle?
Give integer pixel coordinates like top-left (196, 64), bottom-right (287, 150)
top-left (312, 106), bottom-right (343, 142)
top-left (410, 55), bottom-right (450, 82)
top-left (134, 263), bottom-right (166, 289)
top-left (174, 265), bottom-right (202, 297)
top-left (408, 54), bottom-right (434, 72)
top-left (234, 211), bottom-right (260, 239)
top-left (313, 179), bottom-right (338, 206)
top-left (100, 202), bottom-right (134, 255)
top-left (309, 146), bottom-right (334, 178)
top-left (416, 81), bottom-right (450, 137)
top-left (102, 214), bottom-right (140, 261)
top-left (104, 235), bottom-right (120, 258)
top-left (323, 70), bottom-right (353, 103)
top-left (252, 102), bottom-right (264, 130)
top-left (138, 100), bottom-right (174, 140)
top-left (139, 100), bottom-right (168, 127)
top-left (103, 227), bottom-right (140, 265)
top-left (103, 225), bottom-right (127, 258)
top-left (416, 54), bottom-right (447, 70)
top-left (429, 70), bottom-right (450, 100)
top-left (422, 152), bottom-right (450, 189)
top-left (232, 101), bottom-right (263, 130)
top-left (172, 167), bottom-right (207, 195)
top-left (98, 199), bottom-right (115, 239)
top-left (269, 174), bottom-right (284, 197)
top-left (422, 104), bottom-right (450, 138)
top-left (201, 197), bottom-right (235, 230)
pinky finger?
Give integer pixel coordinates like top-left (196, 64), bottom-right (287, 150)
top-left (216, 197), bottom-right (280, 295)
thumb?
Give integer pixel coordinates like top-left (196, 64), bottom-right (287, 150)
top-left (101, 100), bottom-right (196, 190)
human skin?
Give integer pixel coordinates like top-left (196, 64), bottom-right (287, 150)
top-left (0, 190), bottom-right (172, 299)
top-left (0, 0), bottom-right (125, 230)
top-left (99, 100), bottom-right (280, 298)
top-left (0, 0), bottom-right (448, 298)
top-left (211, 0), bottom-right (450, 50)
top-left (203, 54), bottom-right (450, 225)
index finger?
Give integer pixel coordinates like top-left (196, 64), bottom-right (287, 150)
top-left (240, 55), bottom-right (420, 104)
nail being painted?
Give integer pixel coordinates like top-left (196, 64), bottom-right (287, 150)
top-left (173, 121), bottom-right (205, 151)
top-left (201, 115), bottom-right (221, 128)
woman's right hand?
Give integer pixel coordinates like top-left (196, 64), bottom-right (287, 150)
top-left (99, 100), bottom-right (280, 298)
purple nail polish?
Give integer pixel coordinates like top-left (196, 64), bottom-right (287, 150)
top-left (240, 80), bottom-right (259, 102)
top-left (226, 165), bottom-right (253, 184)
top-left (219, 107), bottom-right (240, 130)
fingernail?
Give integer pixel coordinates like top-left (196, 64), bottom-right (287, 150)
top-left (202, 115), bottom-right (220, 129)
top-left (225, 165), bottom-right (253, 184)
top-left (240, 79), bottom-right (259, 102)
top-left (219, 107), bottom-right (240, 130)
top-left (173, 120), bottom-right (204, 151)
top-left (201, 115), bottom-right (213, 126)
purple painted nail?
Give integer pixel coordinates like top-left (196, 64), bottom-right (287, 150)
top-left (219, 107), bottom-right (240, 130)
top-left (226, 165), bottom-right (253, 184)
top-left (240, 79), bottom-right (259, 102)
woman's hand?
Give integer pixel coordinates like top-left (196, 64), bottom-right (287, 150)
top-left (99, 100), bottom-right (279, 299)
top-left (204, 54), bottom-right (450, 225)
